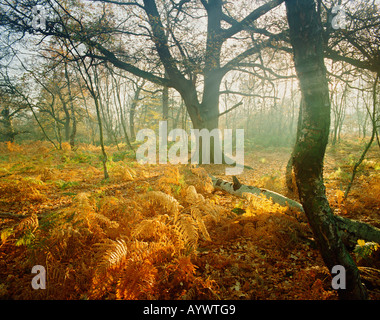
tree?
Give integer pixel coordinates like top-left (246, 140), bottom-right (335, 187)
top-left (322, 0), bottom-right (380, 75)
top-left (344, 72), bottom-right (379, 199)
top-left (285, 0), bottom-right (368, 299)
top-left (77, 58), bottom-right (110, 180)
top-left (108, 68), bottom-right (136, 151)
top-left (20, 0), bottom-right (284, 162)
top-left (0, 87), bottom-right (27, 142)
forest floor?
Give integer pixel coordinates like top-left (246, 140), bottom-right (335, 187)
top-left (0, 139), bottom-right (379, 300)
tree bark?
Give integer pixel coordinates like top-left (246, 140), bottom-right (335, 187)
top-left (285, 0), bottom-right (367, 299)
top-left (162, 83), bottom-right (169, 122)
top-left (285, 97), bottom-right (303, 194)
top-left (334, 215), bottom-right (380, 246)
top-left (64, 62), bottom-right (77, 150)
top-left (57, 89), bottom-right (71, 142)
top-left (111, 72), bottom-right (135, 153)
top-left (0, 107), bottom-right (16, 142)
top-left (75, 58), bottom-right (109, 180)
top-left (211, 175), bottom-right (304, 212)
top-left (92, 67), bottom-right (109, 180)
top-left (129, 84), bottom-right (142, 142)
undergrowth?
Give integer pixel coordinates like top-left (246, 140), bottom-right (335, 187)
top-left (0, 141), bottom-right (379, 300)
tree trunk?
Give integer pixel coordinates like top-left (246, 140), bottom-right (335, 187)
top-left (93, 91), bottom-right (109, 180)
top-left (196, 0), bottom-right (224, 164)
top-left (64, 63), bottom-right (77, 149)
top-left (76, 60), bottom-right (109, 180)
top-left (0, 107), bottom-right (16, 142)
top-left (173, 99), bottom-right (184, 129)
top-left (285, 0), bottom-right (367, 299)
top-left (190, 108), bottom-right (221, 164)
top-left (129, 85), bottom-right (141, 142)
top-left (57, 90), bottom-right (71, 142)
top-left (285, 97), bottom-right (303, 194)
top-left (162, 83), bottom-right (169, 122)
top-left (146, 0), bottom-right (224, 165)
top-left (111, 74), bottom-right (135, 153)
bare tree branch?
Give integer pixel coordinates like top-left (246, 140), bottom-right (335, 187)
top-left (221, 0), bottom-right (285, 40)
top-left (218, 101), bottom-right (242, 117)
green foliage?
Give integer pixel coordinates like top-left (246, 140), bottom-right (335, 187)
top-left (63, 151), bottom-right (95, 164)
top-left (15, 230), bottom-right (35, 247)
top-left (354, 239), bottom-right (379, 262)
top-left (38, 211), bottom-right (63, 232)
top-left (112, 151), bottom-right (127, 162)
top-left (74, 152), bottom-right (94, 163)
top-left (231, 207), bottom-right (246, 215)
top-left (111, 150), bottom-right (135, 162)
top-left (23, 176), bottom-right (45, 186)
top-left (0, 154), bottom-right (9, 162)
top-left (327, 167), bottom-right (351, 182)
top-left (55, 179), bottom-right (79, 190)
top-left (1, 227), bottom-right (14, 243)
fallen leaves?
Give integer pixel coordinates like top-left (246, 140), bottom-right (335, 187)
top-left (0, 141), bottom-right (379, 300)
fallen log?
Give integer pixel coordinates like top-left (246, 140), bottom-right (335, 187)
top-left (211, 175), bottom-right (305, 213)
top-left (211, 174), bottom-right (380, 245)
top-left (358, 267), bottom-right (380, 290)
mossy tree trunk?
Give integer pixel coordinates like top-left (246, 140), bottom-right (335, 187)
top-left (285, 0), bottom-right (368, 299)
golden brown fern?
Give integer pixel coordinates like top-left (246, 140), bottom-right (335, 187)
top-left (190, 207), bottom-right (211, 242)
top-left (64, 192), bottom-right (119, 234)
top-left (132, 218), bottom-right (168, 241)
top-left (175, 215), bottom-right (199, 253)
top-left (0, 175), bottom-right (46, 203)
top-left (143, 191), bottom-right (182, 219)
top-left (157, 166), bottom-right (182, 194)
top-left (185, 185), bottom-right (205, 203)
top-left (189, 166), bottom-right (214, 193)
top-left (96, 238), bottom-right (129, 273)
top-left (186, 185), bottom-right (223, 224)
top-left (17, 214), bottom-right (39, 233)
top-left (115, 259), bottom-right (158, 299)
top-left (93, 213), bottom-right (119, 230)
top-left (99, 196), bottom-right (142, 223)
top-left (244, 192), bottom-right (287, 216)
top-left (109, 163), bottom-right (136, 181)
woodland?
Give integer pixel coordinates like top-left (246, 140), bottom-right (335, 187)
top-left (0, 0), bottom-right (379, 301)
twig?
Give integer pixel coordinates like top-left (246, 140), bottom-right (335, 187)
top-left (218, 101), bottom-right (243, 117)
